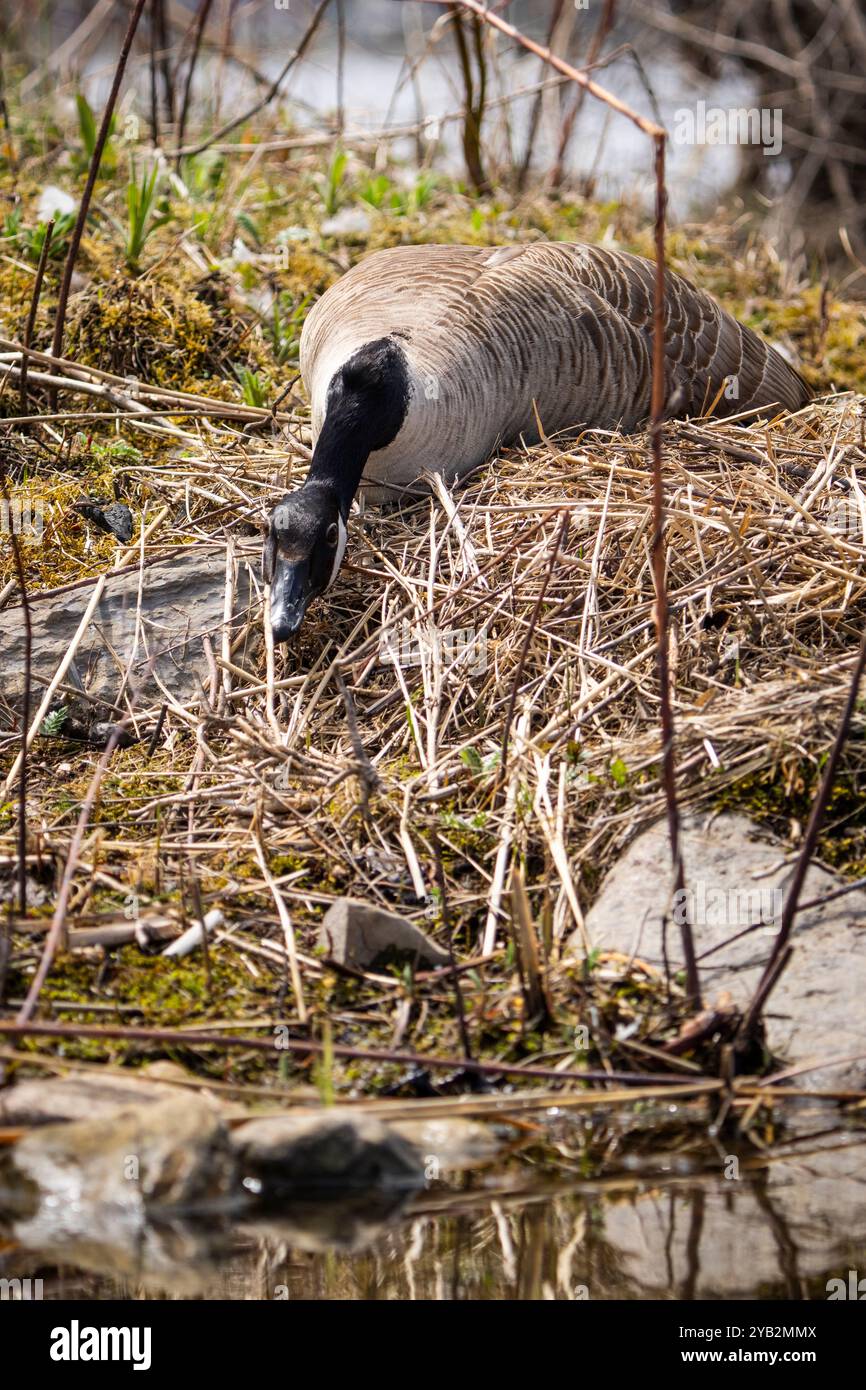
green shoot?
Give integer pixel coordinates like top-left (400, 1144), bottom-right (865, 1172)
top-left (233, 366), bottom-right (268, 408)
top-left (41, 707), bottom-right (68, 737)
top-left (74, 92), bottom-right (116, 175)
top-left (269, 292), bottom-right (312, 367)
top-left (316, 147), bottom-right (348, 216)
top-left (358, 174), bottom-right (391, 208)
top-left (126, 159), bottom-right (166, 269)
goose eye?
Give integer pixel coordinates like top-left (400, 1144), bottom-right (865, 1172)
top-left (326, 522), bottom-right (339, 546)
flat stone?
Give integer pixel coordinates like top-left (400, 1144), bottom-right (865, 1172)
top-left (0, 547), bottom-right (253, 735)
top-left (232, 1109), bottom-right (425, 1192)
top-left (317, 898), bottom-right (450, 972)
top-left (0, 1073), bottom-right (206, 1127)
top-left (565, 812), bottom-right (866, 1089)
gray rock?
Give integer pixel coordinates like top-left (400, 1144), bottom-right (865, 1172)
top-left (0, 547), bottom-right (254, 729)
top-left (391, 1117), bottom-right (513, 1172)
top-left (0, 1069), bottom-right (238, 1128)
top-left (566, 812), bottom-right (866, 1089)
top-left (3, 1094), bottom-right (238, 1236)
top-left (232, 1109), bottom-right (425, 1192)
top-left (0, 1096), bottom-right (239, 1291)
top-left (318, 898), bottom-right (450, 972)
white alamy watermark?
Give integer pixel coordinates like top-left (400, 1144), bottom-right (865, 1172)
top-left (379, 620), bottom-right (487, 674)
top-left (0, 1277), bottom-right (43, 1299)
top-left (673, 101), bottom-right (783, 157)
top-left (1, 497), bottom-right (44, 543)
top-left (673, 882), bottom-right (782, 928)
top-left (49, 1321), bottom-right (151, 1370)
top-left (827, 1271), bottom-right (866, 1299)
top-left (827, 497), bottom-right (865, 537)
top-left (718, 374), bottom-right (740, 401)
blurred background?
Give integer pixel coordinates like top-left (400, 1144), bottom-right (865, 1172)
top-left (3, 0), bottom-right (865, 276)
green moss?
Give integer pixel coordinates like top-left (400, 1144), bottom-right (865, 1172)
top-left (5, 948), bottom-right (277, 1075)
top-left (716, 762), bottom-right (866, 877)
top-left (65, 268), bottom-right (267, 390)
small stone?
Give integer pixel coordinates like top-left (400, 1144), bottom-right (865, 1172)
top-left (74, 500), bottom-right (134, 544)
top-left (391, 1117), bottom-right (512, 1171)
top-left (317, 898), bottom-right (450, 971)
top-left (64, 719), bottom-right (137, 748)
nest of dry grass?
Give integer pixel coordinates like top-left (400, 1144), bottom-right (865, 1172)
top-left (3, 384), bottom-right (866, 1091)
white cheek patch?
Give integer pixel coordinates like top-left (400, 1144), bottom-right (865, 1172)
top-left (325, 515), bottom-right (348, 590)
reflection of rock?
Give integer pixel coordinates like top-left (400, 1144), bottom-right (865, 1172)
top-left (317, 899), bottom-right (450, 971)
top-left (0, 547), bottom-right (254, 733)
top-left (566, 812), bottom-right (866, 1090)
top-left (3, 1122), bottom-right (865, 1299)
top-left (0, 1216), bottom-right (235, 1299)
top-left (232, 1110), bottom-right (425, 1194)
top-left (598, 1136), bottom-right (866, 1299)
top-left (238, 1194), bottom-right (413, 1256)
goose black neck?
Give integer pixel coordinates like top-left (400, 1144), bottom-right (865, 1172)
top-left (305, 406), bottom-right (372, 520)
top-left (305, 336), bottom-right (410, 519)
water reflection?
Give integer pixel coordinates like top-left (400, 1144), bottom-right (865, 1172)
top-left (3, 1131), bottom-right (864, 1300)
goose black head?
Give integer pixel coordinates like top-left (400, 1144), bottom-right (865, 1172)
top-left (264, 336), bottom-right (410, 641)
top-left (263, 484), bottom-right (347, 641)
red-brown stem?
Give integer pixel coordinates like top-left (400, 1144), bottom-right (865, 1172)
top-left (0, 1018), bottom-right (707, 1088)
top-left (416, 0), bottom-right (665, 138)
top-left (431, 2), bottom-right (694, 1002)
top-left (649, 134), bottom-right (700, 1006)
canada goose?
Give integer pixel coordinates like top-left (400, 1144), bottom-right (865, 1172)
top-left (264, 241), bottom-right (809, 638)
